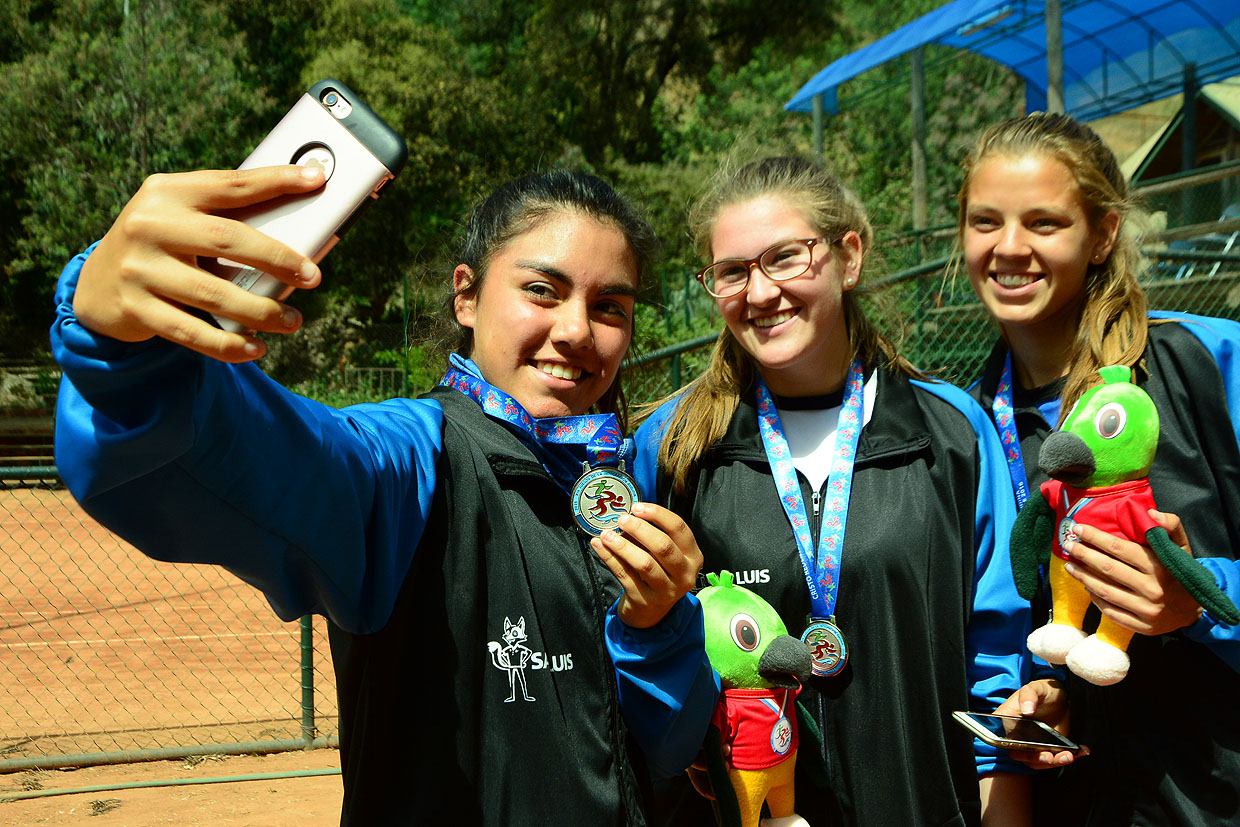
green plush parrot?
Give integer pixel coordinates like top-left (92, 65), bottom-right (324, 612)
top-left (1010, 365), bottom-right (1239, 685)
top-left (697, 571), bottom-right (811, 827)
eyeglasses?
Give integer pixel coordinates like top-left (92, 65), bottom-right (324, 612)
top-left (695, 237), bottom-right (832, 298)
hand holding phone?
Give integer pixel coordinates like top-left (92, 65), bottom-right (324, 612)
top-left (75, 80), bottom-right (406, 360)
top-left (73, 166), bottom-right (328, 360)
top-left (952, 711), bottom-right (1081, 753)
top-left (204, 79), bottom-right (407, 332)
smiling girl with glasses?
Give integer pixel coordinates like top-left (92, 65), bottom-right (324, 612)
top-left (633, 155), bottom-right (1034, 826)
top-left (695, 236), bottom-right (836, 298)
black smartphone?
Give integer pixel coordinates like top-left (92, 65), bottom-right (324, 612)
top-left (205, 78), bottom-right (408, 332)
top-left (952, 711), bottom-right (1081, 752)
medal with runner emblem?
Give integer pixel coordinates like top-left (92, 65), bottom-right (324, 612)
top-left (802, 616), bottom-right (849, 677)
top-left (571, 461), bottom-right (639, 536)
top-left (757, 361), bottom-right (866, 681)
top-left (1058, 517), bottom-right (1079, 551)
top-left (770, 713), bottom-right (794, 757)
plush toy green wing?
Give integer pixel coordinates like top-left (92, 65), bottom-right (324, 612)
top-left (1010, 491), bottom-right (1056, 601)
top-left (1145, 529), bottom-right (1240, 625)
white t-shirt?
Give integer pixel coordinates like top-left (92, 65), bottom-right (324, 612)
top-left (775, 371), bottom-right (878, 493)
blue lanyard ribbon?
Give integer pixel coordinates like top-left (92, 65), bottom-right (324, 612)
top-left (991, 352), bottom-right (1031, 510)
top-left (440, 361), bottom-right (628, 487)
top-left (440, 366), bottom-right (625, 465)
top-left (755, 360), bottom-right (865, 620)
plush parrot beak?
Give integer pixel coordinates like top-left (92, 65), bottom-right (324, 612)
top-left (759, 634), bottom-right (813, 688)
top-left (1039, 430), bottom-right (1096, 487)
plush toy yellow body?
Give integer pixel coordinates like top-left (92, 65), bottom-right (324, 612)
top-left (698, 571), bottom-right (812, 827)
top-left (1011, 366), bottom-right (1240, 685)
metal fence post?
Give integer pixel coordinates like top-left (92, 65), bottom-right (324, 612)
top-left (300, 615), bottom-right (316, 747)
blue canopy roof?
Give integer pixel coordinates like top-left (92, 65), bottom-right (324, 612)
top-left (786, 0), bottom-right (1240, 121)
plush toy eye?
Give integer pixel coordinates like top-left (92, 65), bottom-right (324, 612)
top-left (1094, 402), bottom-right (1127, 439)
top-left (730, 613), bottom-right (761, 652)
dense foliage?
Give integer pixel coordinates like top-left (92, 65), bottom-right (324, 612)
top-left (0, 0), bottom-right (1020, 402)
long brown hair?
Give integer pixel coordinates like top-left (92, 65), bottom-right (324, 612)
top-left (957, 112), bottom-right (1148, 420)
top-left (655, 155), bottom-right (918, 494)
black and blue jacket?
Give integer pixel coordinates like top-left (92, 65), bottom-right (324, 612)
top-left (970, 312), bottom-right (1240, 826)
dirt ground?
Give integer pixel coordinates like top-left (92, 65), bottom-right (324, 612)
top-left (2, 486), bottom-right (344, 827)
top-left (0, 749), bottom-right (343, 826)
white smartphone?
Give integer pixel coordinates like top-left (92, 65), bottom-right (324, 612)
top-left (952, 711), bottom-right (1081, 752)
top-left (204, 78), bottom-right (407, 332)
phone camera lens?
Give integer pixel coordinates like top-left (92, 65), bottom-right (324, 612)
top-left (320, 89), bottom-right (353, 120)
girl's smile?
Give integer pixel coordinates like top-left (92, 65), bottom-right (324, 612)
top-left (963, 153), bottom-right (1118, 342)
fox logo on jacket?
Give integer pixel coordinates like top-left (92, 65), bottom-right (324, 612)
top-left (486, 616), bottom-right (577, 703)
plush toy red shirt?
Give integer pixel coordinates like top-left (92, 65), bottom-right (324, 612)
top-left (711, 686), bottom-right (800, 771)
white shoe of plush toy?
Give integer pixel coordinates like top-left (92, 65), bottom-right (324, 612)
top-left (1066, 635), bottom-right (1130, 686)
top-left (1027, 623), bottom-right (1087, 664)
top-left (761, 817), bottom-right (811, 827)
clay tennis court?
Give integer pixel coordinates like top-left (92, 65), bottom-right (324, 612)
top-left (1, 485), bottom-right (344, 824)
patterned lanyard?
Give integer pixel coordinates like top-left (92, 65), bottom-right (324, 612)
top-left (439, 367), bottom-right (626, 467)
top-left (754, 360), bottom-right (864, 621)
top-left (991, 352), bottom-right (1031, 510)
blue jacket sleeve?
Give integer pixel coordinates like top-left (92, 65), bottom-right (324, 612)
top-left (1184, 559), bottom-right (1240, 668)
top-left (915, 380), bottom-right (1030, 776)
top-left (607, 399), bottom-right (720, 777)
top-left (51, 247), bottom-right (443, 634)
top-left (1151, 312), bottom-right (1240, 669)
top-left (632, 395), bottom-right (679, 501)
top-left (605, 594), bottom-right (720, 777)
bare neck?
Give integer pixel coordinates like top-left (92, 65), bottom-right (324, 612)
top-left (1002, 322), bottom-right (1075, 389)
top-left (760, 355), bottom-right (851, 398)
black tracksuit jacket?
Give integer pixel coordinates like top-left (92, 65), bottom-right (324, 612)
top-left (639, 367), bottom-right (1028, 827)
top-left (329, 387), bottom-right (650, 826)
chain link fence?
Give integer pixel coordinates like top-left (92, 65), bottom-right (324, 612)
top-left (1, 162), bottom-right (1238, 775)
top-left (1, 474), bottom-right (338, 773)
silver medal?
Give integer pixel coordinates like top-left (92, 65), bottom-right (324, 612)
top-left (802, 617), bottom-right (849, 677)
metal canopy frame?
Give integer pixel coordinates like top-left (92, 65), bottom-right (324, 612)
top-left (787, 0), bottom-right (1240, 123)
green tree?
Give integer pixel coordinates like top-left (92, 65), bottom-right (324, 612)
top-left (0, 0), bottom-right (268, 356)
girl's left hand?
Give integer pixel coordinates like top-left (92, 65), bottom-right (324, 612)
top-left (1063, 509), bottom-right (1204, 635)
top-left (590, 502), bottom-right (703, 630)
top-left (992, 678), bottom-right (1085, 768)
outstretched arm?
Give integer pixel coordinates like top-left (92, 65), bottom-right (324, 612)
top-left (53, 165), bottom-right (442, 634)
